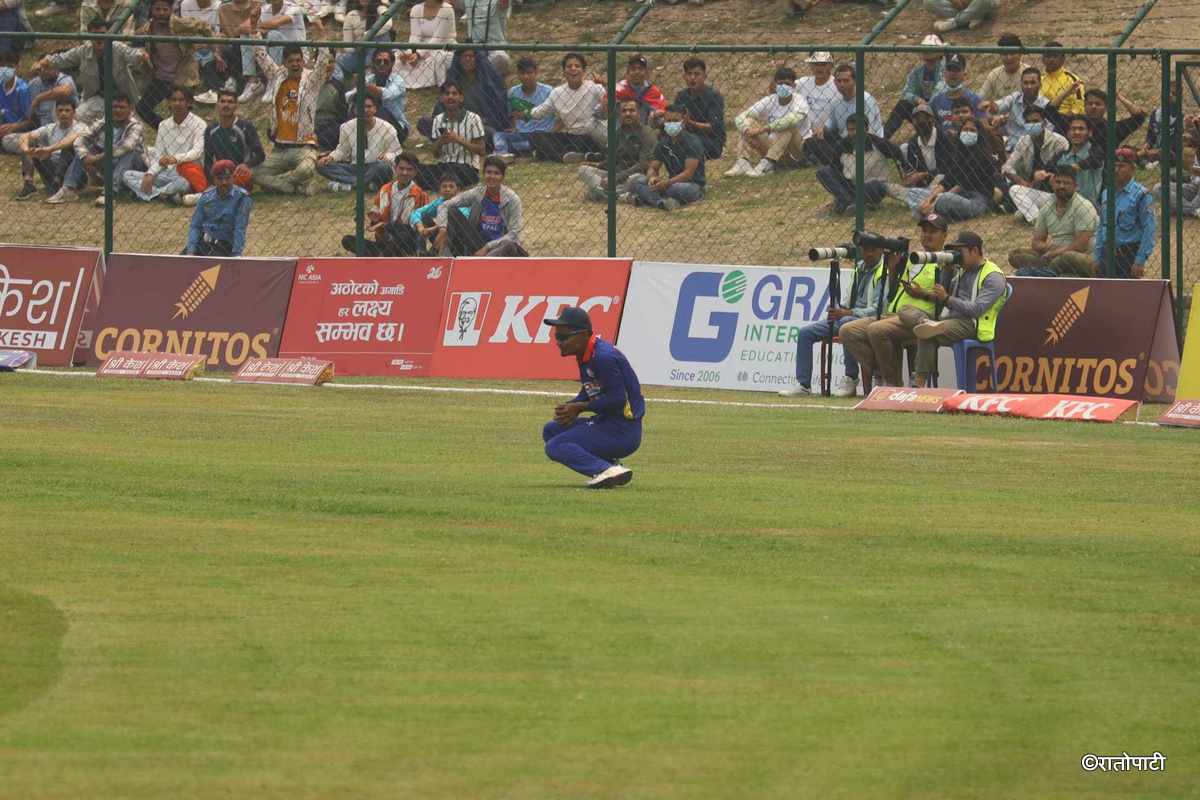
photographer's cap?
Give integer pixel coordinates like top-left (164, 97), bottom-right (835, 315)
top-left (919, 212), bottom-right (948, 231)
top-left (944, 53), bottom-right (967, 71)
top-left (947, 230), bottom-right (984, 250)
top-left (806, 51), bottom-right (833, 63)
top-left (544, 306), bottom-right (593, 333)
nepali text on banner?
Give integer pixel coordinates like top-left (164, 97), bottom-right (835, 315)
top-left (87, 254), bottom-right (297, 370)
top-left (430, 258), bottom-right (632, 380)
top-left (0, 244), bottom-right (100, 367)
top-left (278, 258), bottom-right (451, 377)
top-left (988, 277), bottom-right (1179, 402)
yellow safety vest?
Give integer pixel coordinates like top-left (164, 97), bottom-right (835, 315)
top-left (950, 260), bottom-right (1007, 342)
top-left (888, 261), bottom-right (937, 316)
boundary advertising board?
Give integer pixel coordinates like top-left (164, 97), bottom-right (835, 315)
top-left (278, 257), bottom-right (450, 376)
top-left (0, 244), bottom-right (100, 366)
top-left (430, 258), bottom-right (631, 380)
top-left (87, 254), bottom-right (297, 370)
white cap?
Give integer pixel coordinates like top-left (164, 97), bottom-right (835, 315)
top-left (806, 51), bottom-right (834, 63)
top-left (920, 34), bottom-right (945, 47)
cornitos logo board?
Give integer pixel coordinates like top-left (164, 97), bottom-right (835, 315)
top-left (617, 262), bottom-right (852, 392)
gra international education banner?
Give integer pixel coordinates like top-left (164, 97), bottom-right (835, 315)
top-left (0, 244), bottom-right (101, 366)
top-left (87, 254), bottom-right (297, 370)
top-left (278, 257), bottom-right (451, 376)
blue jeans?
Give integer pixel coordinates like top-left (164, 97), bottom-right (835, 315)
top-left (64, 151), bottom-right (146, 192)
top-left (122, 166), bottom-right (191, 201)
top-left (794, 316), bottom-right (860, 387)
top-left (317, 160), bottom-right (393, 189)
top-left (542, 416), bottom-right (642, 477)
top-left (904, 187), bottom-right (989, 221)
top-left (493, 130), bottom-right (534, 154)
top-left (627, 174), bottom-right (703, 208)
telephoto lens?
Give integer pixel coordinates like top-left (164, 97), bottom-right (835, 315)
top-left (853, 230), bottom-right (910, 252)
top-left (909, 250), bottom-right (963, 266)
top-left (808, 244), bottom-right (854, 261)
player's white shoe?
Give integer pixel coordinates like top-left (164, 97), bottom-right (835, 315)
top-left (587, 465), bottom-right (633, 489)
top-left (832, 376), bottom-right (858, 397)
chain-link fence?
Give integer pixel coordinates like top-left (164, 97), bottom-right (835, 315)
top-left (1, 29), bottom-right (1197, 311)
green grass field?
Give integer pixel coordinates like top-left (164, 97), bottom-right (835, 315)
top-left (3, 372), bottom-right (1199, 798)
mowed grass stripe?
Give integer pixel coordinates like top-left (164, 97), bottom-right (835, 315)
top-left (2, 375), bottom-right (1197, 798)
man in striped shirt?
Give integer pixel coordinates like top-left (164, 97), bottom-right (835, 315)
top-left (417, 80), bottom-right (485, 191)
top-left (49, 91), bottom-right (146, 206)
top-left (123, 85), bottom-right (208, 203)
top-left (316, 94), bottom-right (400, 191)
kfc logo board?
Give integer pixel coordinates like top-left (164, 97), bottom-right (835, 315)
top-left (278, 258), bottom-right (450, 376)
top-left (430, 258), bottom-right (632, 379)
top-left (942, 392), bottom-right (1139, 423)
top-left (0, 245), bottom-right (100, 366)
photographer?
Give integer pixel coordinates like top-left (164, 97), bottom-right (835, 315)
top-left (839, 215), bottom-right (945, 388)
top-left (909, 231), bottom-right (1008, 389)
top-left (779, 239), bottom-right (892, 398)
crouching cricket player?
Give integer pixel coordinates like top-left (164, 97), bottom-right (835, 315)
top-left (542, 306), bottom-right (644, 489)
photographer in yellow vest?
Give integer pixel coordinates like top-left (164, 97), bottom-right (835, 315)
top-left (909, 230), bottom-right (1008, 388)
top-left (839, 213), bottom-right (945, 388)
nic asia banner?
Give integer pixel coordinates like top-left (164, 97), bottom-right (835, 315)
top-left (278, 258), bottom-right (450, 376)
top-left (617, 262), bottom-right (849, 392)
top-left (431, 258), bottom-right (631, 380)
top-left (991, 278), bottom-right (1179, 402)
top-left (87, 254), bottom-right (297, 370)
top-left (0, 244), bottom-right (100, 366)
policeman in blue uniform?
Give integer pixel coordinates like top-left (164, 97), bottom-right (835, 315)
top-left (542, 306), bottom-right (645, 489)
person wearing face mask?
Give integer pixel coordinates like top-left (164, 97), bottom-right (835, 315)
top-left (900, 116), bottom-right (995, 222)
top-left (726, 66), bottom-right (809, 178)
top-left (984, 66), bottom-right (1048, 151)
top-left (929, 54), bottom-right (983, 130)
top-left (1008, 164), bottom-right (1098, 277)
top-left (0, 52), bottom-right (33, 165)
top-left (626, 104), bottom-right (705, 210)
top-left (1003, 105), bottom-right (1067, 223)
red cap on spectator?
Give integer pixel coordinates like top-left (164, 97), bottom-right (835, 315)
top-left (211, 159), bottom-right (236, 177)
top-left (1114, 147), bottom-right (1138, 164)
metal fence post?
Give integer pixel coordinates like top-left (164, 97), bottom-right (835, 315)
top-left (853, 48), bottom-right (865, 234)
top-left (355, 43), bottom-right (368, 257)
top-left (103, 37), bottom-right (114, 257)
top-left (1104, 51), bottom-right (1117, 278)
top-left (1175, 62), bottom-right (1186, 338)
top-left (606, 47), bottom-right (618, 258)
top-left (1160, 51), bottom-right (1171, 282)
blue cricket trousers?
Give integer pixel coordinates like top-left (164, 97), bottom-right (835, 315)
top-left (542, 416), bottom-right (643, 477)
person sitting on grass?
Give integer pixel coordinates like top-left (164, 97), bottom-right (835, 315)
top-left (202, 88), bottom-right (265, 197)
top-left (929, 54), bottom-right (984, 130)
top-left (251, 32), bottom-right (331, 196)
top-left (38, 19), bottom-right (147, 126)
top-left (344, 48), bottom-right (410, 143)
top-left (416, 80), bottom-right (485, 191)
top-left (672, 56), bottom-right (725, 159)
top-left (896, 116), bottom-right (995, 222)
top-left (493, 56), bottom-right (552, 158)
top-left (982, 66), bottom-right (1048, 152)
top-left (0, 50), bottom-right (35, 187)
top-left (123, 85), bottom-right (208, 204)
top-left (316, 94), bottom-right (401, 192)
top-left (1008, 164), bottom-right (1098, 277)
top-left (882, 34), bottom-right (944, 140)
top-left (13, 98), bottom-right (83, 201)
top-left (542, 305), bottom-right (642, 490)
top-left (526, 51), bottom-right (607, 163)
top-left (411, 173), bottom-right (468, 254)
top-left (433, 154), bottom-right (525, 257)
top-left (575, 98), bottom-right (656, 203)
top-left (48, 91), bottom-right (146, 206)
top-left (626, 105), bottom-right (705, 211)
top-left (185, 159), bottom-right (252, 257)
top-left (926, 0), bottom-right (998, 33)
top-left (725, 66), bottom-right (809, 178)
top-left (817, 115), bottom-right (905, 216)
top-left (340, 152), bottom-right (429, 256)
top-left (1002, 104), bottom-right (1068, 223)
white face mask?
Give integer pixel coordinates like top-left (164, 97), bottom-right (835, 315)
top-left (663, 121), bottom-right (683, 137)
top-left (0, 67), bottom-right (15, 86)
top-left (960, 130), bottom-right (979, 146)
top-left (775, 83), bottom-right (793, 101)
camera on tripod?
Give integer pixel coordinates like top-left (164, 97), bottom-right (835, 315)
top-left (808, 244), bottom-right (856, 261)
top-left (853, 230), bottom-right (910, 252)
top-left (908, 250), bottom-right (964, 266)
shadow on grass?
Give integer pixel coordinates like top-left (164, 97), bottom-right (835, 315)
top-left (0, 585), bottom-right (68, 719)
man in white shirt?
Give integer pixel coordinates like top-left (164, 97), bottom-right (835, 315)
top-left (527, 51), bottom-right (607, 162)
top-left (316, 94), bottom-right (400, 190)
top-left (726, 66), bottom-right (810, 178)
top-left (123, 85), bottom-right (208, 202)
top-left (417, 80), bottom-right (486, 190)
top-left (795, 51), bottom-right (839, 133)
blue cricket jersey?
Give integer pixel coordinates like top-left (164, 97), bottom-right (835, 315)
top-left (573, 336), bottom-right (645, 421)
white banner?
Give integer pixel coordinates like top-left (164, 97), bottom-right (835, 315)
top-left (617, 261), bottom-right (957, 393)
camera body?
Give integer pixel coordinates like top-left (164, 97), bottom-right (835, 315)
top-left (808, 244), bottom-right (856, 261)
top-left (909, 250), bottom-right (963, 266)
top-left (853, 230), bottom-right (910, 253)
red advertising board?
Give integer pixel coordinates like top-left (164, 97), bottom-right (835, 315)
top-left (0, 244), bottom-right (100, 366)
top-left (87, 254), bottom-right (297, 370)
top-left (987, 278), bottom-right (1179, 402)
top-left (277, 257), bottom-right (450, 376)
top-left (942, 392), bottom-right (1139, 423)
top-left (854, 387), bottom-right (962, 413)
top-left (1157, 399), bottom-right (1200, 429)
top-left (234, 357), bottom-right (333, 385)
top-left (431, 258), bottom-right (632, 379)
top-left (96, 351), bottom-right (206, 380)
